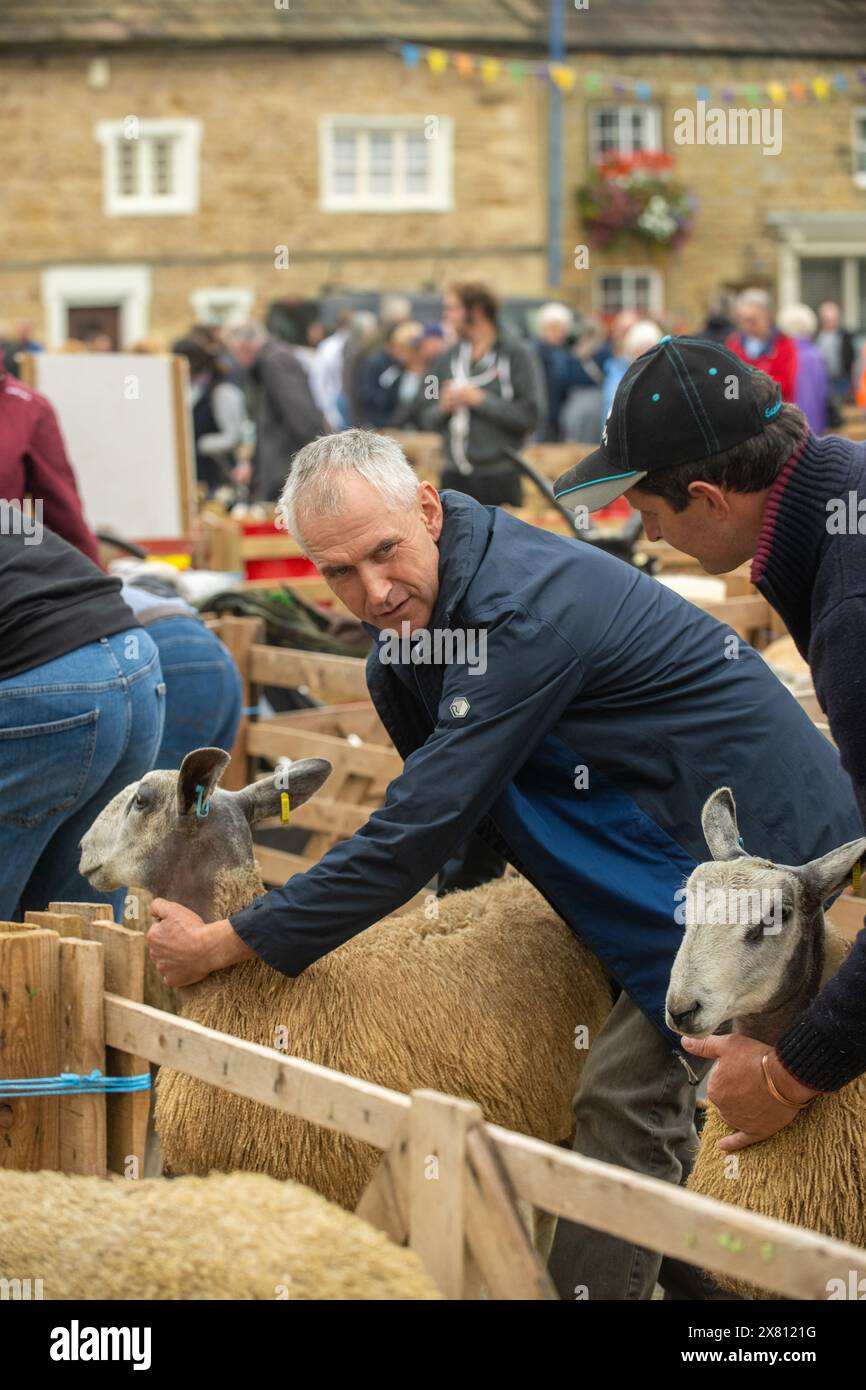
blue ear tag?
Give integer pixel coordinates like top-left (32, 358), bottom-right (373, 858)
top-left (737, 835), bottom-right (745, 848)
top-left (764, 390), bottom-right (783, 419)
top-left (195, 783), bottom-right (210, 819)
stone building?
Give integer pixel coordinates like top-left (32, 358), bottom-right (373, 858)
top-left (0, 0), bottom-right (864, 344)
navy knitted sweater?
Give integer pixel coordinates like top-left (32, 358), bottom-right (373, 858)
top-left (752, 430), bottom-right (866, 1090)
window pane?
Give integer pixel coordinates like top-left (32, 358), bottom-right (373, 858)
top-left (151, 137), bottom-right (174, 196)
top-left (369, 131), bottom-right (394, 195)
top-left (600, 275), bottom-right (623, 312)
top-left (633, 275), bottom-right (651, 313)
top-left (800, 258), bottom-right (844, 311)
top-left (404, 133), bottom-right (429, 193)
top-left (117, 136), bottom-right (139, 196)
top-left (332, 131), bottom-right (357, 194)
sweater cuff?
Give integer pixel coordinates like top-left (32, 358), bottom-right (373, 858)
top-left (776, 1015), bottom-right (858, 1093)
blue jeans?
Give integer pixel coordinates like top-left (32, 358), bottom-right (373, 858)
top-left (146, 617), bottom-right (242, 770)
top-left (0, 630), bottom-right (165, 921)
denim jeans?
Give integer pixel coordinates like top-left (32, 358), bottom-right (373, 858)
top-left (547, 990), bottom-right (740, 1301)
top-left (0, 630), bottom-right (165, 921)
top-left (145, 617), bottom-right (242, 771)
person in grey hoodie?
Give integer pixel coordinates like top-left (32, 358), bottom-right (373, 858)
top-left (224, 322), bottom-right (328, 501)
top-left (420, 282), bottom-right (546, 506)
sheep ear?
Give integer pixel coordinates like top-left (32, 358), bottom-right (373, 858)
top-left (701, 787), bottom-right (747, 862)
top-left (236, 758), bottom-right (332, 825)
top-left (801, 838), bottom-right (866, 903)
top-left (177, 747), bottom-right (231, 817)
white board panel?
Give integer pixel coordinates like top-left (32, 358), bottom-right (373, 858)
top-left (28, 353), bottom-right (194, 541)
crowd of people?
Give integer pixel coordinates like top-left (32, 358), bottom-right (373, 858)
top-left (2, 282), bottom-right (863, 510)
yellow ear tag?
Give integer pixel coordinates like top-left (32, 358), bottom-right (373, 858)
top-left (280, 792), bottom-right (290, 823)
top-left (853, 862), bottom-right (862, 892)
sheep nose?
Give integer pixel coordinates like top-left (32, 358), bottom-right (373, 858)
top-left (669, 1002), bottom-right (701, 1030)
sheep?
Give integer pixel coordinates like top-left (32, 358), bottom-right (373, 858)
top-left (666, 786), bottom-right (866, 1298)
top-left (0, 1169), bottom-right (441, 1300)
top-left (79, 746), bottom-right (612, 1217)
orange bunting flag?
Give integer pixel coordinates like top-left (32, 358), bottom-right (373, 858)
top-left (454, 53), bottom-right (475, 77)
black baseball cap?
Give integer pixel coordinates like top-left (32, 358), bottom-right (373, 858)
top-left (553, 335), bottom-right (781, 513)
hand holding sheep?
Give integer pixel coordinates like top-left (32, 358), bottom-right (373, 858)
top-left (148, 900), bottom-right (254, 986)
top-left (681, 1033), bottom-right (818, 1151)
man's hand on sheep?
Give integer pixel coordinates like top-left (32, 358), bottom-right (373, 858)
top-left (680, 1033), bottom-right (820, 1151)
top-left (148, 901), bottom-right (256, 987)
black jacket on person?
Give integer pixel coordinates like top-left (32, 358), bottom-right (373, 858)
top-left (249, 338), bottom-right (328, 501)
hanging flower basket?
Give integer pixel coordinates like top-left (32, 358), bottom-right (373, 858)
top-left (577, 151), bottom-right (697, 250)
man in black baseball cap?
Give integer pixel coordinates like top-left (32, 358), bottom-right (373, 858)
top-left (557, 332), bottom-right (866, 1165)
top-left (553, 334), bottom-right (782, 526)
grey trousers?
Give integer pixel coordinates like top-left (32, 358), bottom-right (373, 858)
top-left (547, 989), bottom-right (740, 1301)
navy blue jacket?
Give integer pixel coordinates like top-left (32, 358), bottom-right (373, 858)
top-left (754, 430), bottom-right (866, 1089)
top-left (230, 491), bottom-right (861, 1046)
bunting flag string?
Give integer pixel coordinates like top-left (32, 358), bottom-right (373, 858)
top-left (394, 43), bottom-right (866, 105)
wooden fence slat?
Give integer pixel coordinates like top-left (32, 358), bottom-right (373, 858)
top-left (219, 615), bottom-right (265, 790)
top-left (409, 1090), bottom-right (480, 1298)
top-left (253, 844), bottom-right (430, 914)
top-left (48, 902), bottom-right (112, 925)
top-left (247, 723), bottom-right (402, 781)
top-left (104, 994), bottom-right (410, 1150)
top-left (59, 938), bottom-right (107, 1176)
top-left (76, 923), bottom-right (147, 1177)
top-left (248, 644), bottom-right (368, 703)
top-left (24, 911), bottom-right (83, 937)
top-left (0, 929), bottom-right (60, 1171)
top-left (463, 1125), bottom-right (556, 1300)
top-left (488, 1123), bottom-right (866, 1301)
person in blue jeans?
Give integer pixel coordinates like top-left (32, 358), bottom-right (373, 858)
top-left (0, 527), bottom-right (165, 921)
top-left (121, 586), bottom-right (242, 769)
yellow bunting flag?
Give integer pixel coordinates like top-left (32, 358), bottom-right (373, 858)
top-left (427, 49), bottom-right (448, 75)
top-left (550, 63), bottom-right (577, 93)
top-left (767, 81), bottom-right (786, 104)
top-left (480, 57), bottom-right (501, 84)
top-left (812, 76), bottom-right (831, 99)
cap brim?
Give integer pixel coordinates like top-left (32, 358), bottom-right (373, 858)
top-left (553, 449), bottom-right (646, 513)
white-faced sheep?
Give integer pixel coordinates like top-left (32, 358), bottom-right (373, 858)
top-left (667, 787), bottom-right (866, 1297)
top-left (79, 748), bottom-right (612, 1212)
top-left (0, 1169), bottom-right (441, 1300)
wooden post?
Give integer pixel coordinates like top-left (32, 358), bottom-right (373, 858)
top-left (77, 921), bottom-right (147, 1177)
top-left (25, 911), bottom-right (83, 937)
top-left (219, 616), bottom-right (264, 791)
top-left (356, 1118), bottom-right (410, 1246)
top-left (464, 1125), bottom-right (556, 1300)
top-left (59, 939), bottom-right (107, 1176)
top-left (0, 929), bottom-right (60, 1171)
top-left (48, 902), bottom-right (112, 926)
top-left (408, 1090), bottom-right (481, 1299)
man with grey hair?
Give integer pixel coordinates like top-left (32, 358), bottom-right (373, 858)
top-left (725, 288), bottom-right (797, 403)
top-left (224, 321), bottom-right (327, 501)
top-left (147, 426), bottom-right (860, 1301)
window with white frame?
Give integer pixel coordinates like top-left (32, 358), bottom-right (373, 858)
top-left (189, 288), bottom-right (254, 327)
top-left (853, 110), bottom-right (866, 186)
top-left (595, 270), bottom-right (663, 317)
top-left (589, 104), bottom-right (662, 163)
top-left (95, 119), bottom-right (202, 215)
top-left (320, 116), bottom-right (453, 212)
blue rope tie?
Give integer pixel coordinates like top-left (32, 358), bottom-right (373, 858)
top-left (0, 1069), bottom-right (151, 1099)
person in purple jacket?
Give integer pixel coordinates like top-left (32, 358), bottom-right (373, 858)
top-left (778, 302), bottom-right (830, 435)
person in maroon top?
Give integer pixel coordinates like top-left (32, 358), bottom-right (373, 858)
top-left (0, 369), bottom-right (101, 565)
top-left (725, 287), bottom-right (797, 403)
